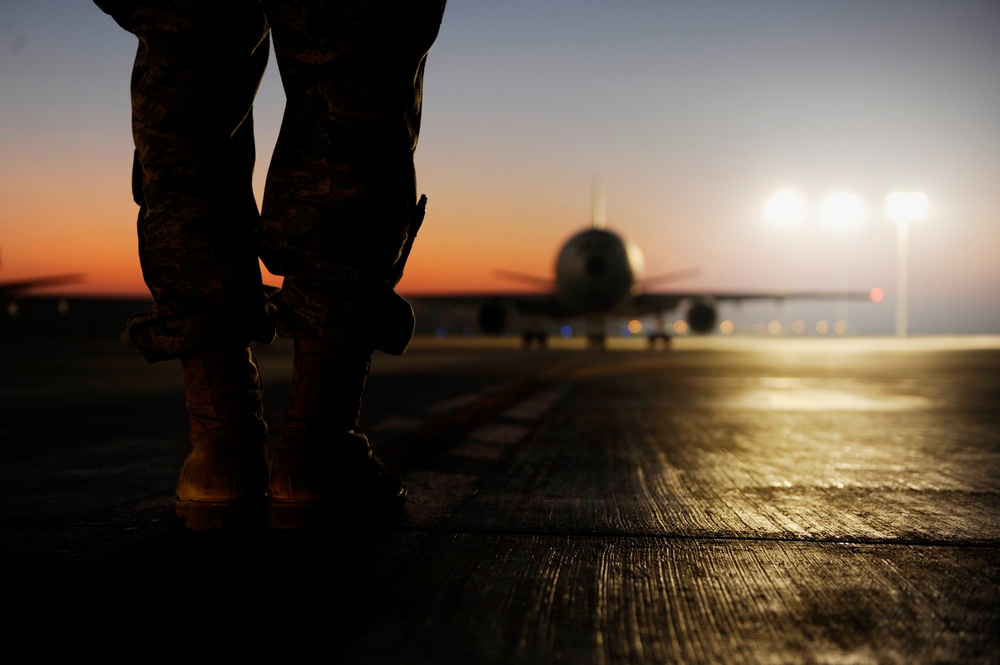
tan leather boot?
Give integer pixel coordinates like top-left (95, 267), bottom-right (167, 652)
top-left (175, 344), bottom-right (269, 529)
top-left (267, 337), bottom-right (406, 529)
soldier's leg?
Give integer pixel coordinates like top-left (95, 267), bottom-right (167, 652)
top-left (111, 0), bottom-right (273, 528)
top-left (259, 0), bottom-right (446, 527)
top-left (127, 0), bottom-right (274, 361)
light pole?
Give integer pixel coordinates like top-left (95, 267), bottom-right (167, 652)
top-left (884, 192), bottom-right (928, 337)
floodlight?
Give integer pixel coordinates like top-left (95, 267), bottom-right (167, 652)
top-left (765, 189), bottom-right (807, 227)
top-left (885, 192), bottom-right (928, 224)
top-left (818, 192), bottom-right (866, 231)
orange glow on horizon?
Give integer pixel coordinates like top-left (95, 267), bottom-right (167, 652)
top-left (3, 207), bottom-right (558, 298)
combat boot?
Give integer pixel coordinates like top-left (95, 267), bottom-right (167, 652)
top-left (175, 343), bottom-right (269, 529)
top-left (267, 337), bottom-right (406, 529)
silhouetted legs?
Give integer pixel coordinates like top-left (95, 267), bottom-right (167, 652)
top-left (102, 0), bottom-right (445, 528)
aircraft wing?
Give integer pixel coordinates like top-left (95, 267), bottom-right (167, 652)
top-left (406, 290), bottom-right (575, 334)
top-left (0, 274), bottom-right (84, 297)
top-left (406, 287), bottom-right (877, 338)
top-left (408, 291), bottom-right (568, 315)
top-left (408, 288), bottom-right (875, 321)
top-left (632, 288), bottom-right (875, 314)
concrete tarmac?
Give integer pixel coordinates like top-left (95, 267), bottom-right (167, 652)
top-left (2, 335), bottom-right (998, 663)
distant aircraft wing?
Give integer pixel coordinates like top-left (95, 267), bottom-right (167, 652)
top-left (408, 291), bottom-right (565, 315)
top-left (0, 274), bottom-right (84, 297)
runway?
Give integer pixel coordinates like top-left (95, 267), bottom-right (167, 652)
top-left (2, 335), bottom-right (998, 663)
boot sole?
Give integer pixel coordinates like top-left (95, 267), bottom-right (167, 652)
top-left (175, 498), bottom-right (265, 530)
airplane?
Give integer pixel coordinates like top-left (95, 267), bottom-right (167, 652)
top-left (406, 185), bottom-right (879, 349)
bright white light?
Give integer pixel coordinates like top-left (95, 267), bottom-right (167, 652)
top-left (818, 192), bottom-right (866, 232)
top-left (765, 189), bottom-right (808, 227)
top-left (885, 192), bottom-right (928, 224)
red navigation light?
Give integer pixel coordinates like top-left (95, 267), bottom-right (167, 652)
top-left (870, 287), bottom-right (884, 303)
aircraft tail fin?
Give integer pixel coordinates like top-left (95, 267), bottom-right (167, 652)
top-left (591, 177), bottom-right (606, 230)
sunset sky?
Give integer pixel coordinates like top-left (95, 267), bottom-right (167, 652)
top-left (1, 1), bottom-right (998, 332)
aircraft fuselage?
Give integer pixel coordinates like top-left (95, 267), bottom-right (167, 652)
top-left (554, 228), bottom-right (645, 314)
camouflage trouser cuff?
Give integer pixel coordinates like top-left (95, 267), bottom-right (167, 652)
top-left (275, 278), bottom-right (415, 356)
top-left (127, 301), bottom-right (277, 363)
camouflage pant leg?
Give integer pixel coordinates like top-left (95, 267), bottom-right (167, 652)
top-left (259, 0), bottom-right (446, 350)
top-left (122, 0), bottom-right (274, 362)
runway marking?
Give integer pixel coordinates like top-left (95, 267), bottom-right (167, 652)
top-left (426, 384), bottom-right (515, 414)
top-left (471, 423), bottom-right (532, 445)
top-left (428, 388), bottom-right (572, 462)
top-left (448, 405), bottom-right (552, 460)
top-left (369, 415), bottom-right (426, 433)
top-left (371, 382), bottom-right (517, 433)
top-left (449, 440), bottom-right (513, 461)
top-left (503, 388), bottom-right (568, 421)
top-left (427, 393), bottom-right (484, 414)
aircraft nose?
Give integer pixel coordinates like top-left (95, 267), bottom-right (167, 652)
top-left (586, 256), bottom-right (607, 277)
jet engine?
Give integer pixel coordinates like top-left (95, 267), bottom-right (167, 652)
top-left (686, 300), bottom-right (717, 334)
top-left (477, 297), bottom-right (508, 334)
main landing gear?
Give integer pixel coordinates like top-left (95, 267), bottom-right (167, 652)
top-left (521, 330), bottom-right (549, 349)
top-left (647, 332), bottom-right (671, 350)
top-left (585, 332), bottom-right (607, 350)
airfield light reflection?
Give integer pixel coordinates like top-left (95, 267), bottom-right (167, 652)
top-left (816, 320), bottom-right (830, 334)
top-left (719, 320), bottom-right (735, 335)
top-left (673, 320), bottom-right (689, 335)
